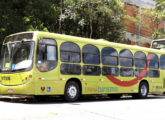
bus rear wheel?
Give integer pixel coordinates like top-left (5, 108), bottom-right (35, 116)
top-left (133, 82), bottom-right (149, 99)
top-left (64, 81), bottom-right (80, 102)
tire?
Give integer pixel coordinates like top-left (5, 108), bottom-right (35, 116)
top-left (108, 94), bottom-right (122, 99)
top-left (133, 82), bottom-right (149, 99)
top-left (64, 81), bottom-right (80, 102)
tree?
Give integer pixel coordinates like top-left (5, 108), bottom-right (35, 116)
top-left (61, 0), bottom-right (125, 42)
top-left (0, 0), bottom-right (60, 44)
top-left (0, 0), bottom-right (126, 44)
top-left (150, 0), bottom-right (165, 39)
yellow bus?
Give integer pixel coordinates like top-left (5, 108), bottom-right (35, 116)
top-left (0, 31), bottom-right (165, 102)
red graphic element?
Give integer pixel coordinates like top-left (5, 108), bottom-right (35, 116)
top-left (41, 86), bottom-right (45, 91)
top-left (106, 53), bottom-right (151, 87)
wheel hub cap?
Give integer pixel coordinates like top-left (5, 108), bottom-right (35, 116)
top-left (141, 85), bottom-right (147, 96)
top-left (68, 86), bottom-right (77, 98)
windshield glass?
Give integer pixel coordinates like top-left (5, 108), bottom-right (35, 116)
top-left (0, 41), bottom-right (34, 72)
top-left (152, 40), bottom-right (165, 49)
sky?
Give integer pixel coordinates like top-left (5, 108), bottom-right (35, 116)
top-left (123, 0), bottom-right (156, 8)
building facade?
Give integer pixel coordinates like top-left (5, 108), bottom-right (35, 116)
top-left (122, 0), bottom-right (164, 47)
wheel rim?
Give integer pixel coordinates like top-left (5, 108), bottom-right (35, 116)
top-left (67, 85), bottom-right (77, 98)
top-left (141, 85), bottom-right (147, 96)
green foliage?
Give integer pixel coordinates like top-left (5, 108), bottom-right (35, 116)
top-left (62, 0), bottom-right (125, 42)
top-left (151, 0), bottom-right (165, 39)
top-left (154, 0), bottom-right (165, 12)
top-left (0, 0), bottom-right (60, 44)
top-left (0, 0), bottom-right (125, 44)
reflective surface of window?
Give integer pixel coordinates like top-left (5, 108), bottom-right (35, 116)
top-left (83, 45), bottom-right (100, 64)
top-left (160, 55), bottom-right (165, 69)
top-left (149, 53), bottom-right (159, 69)
top-left (120, 49), bottom-right (133, 67)
top-left (61, 64), bottom-right (81, 75)
top-left (60, 42), bottom-right (80, 63)
top-left (135, 69), bottom-right (147, 77)
top-left (83, 65), bottom-right (100, 75)
top-left (120, 68), bottom-right (134, 77)
top-left (149, 70), bottom-right (160, 78)
top-left (135, 51), bottom-right (146, 68)
top-left (102, 47), bottom-right (118, 65)
top-left (37, 38), bottom-right (57, 72)
top-left (102, 67), bottom-right (119, 76)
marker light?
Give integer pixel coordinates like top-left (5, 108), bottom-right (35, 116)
top-left (29, 75), bottom-right (33, 78)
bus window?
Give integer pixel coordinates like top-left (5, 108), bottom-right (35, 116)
top-left (102, 47), bottom-right (118, 66)
top-left (120, 68), bottom-right (134, 77)
top-left (60, 42), bottom-right (80, 63)
top-left (160, 55), bottom-right (165, 69)
top-left (82, 44), bottom-right (100, 64)
top-left (36, 38), bottom-right (57, 72)
top-left (47, 46), bottom-right (57, 61)
top-left (60, 42), bottom-right (81, 75)
top-left (152, 41), bottom-right (165, 49)
top-left (1, 45), bottom-right (10, 69)
top-left (12, 43), bottom-right (32, 69)
top-left (149, 70), bottom-right (160, 78)
top-left (119, 49), bottom-right (133, 67)
top-left (83, 65), bottom-right (101, 75)
top-left (148, 53), bottom-right (159, 69)
top-left (135, 69), bottom-right (147, 77)
top-left (134, 51), bottom-right (146, 68)
top-left (60, 64), bottom-right (81, 75)
top-left (102, 67), bottom-right (119, 76)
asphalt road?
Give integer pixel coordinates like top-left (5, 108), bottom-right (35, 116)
top-left (0, 95), bottom-right (165, 120)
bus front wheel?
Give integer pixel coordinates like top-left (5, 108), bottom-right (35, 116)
top-left (64, 81), bottom-right (80, 102)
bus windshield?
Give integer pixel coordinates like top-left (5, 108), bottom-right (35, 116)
top-left (0, 41), bottom-right (34, 72)
top-left (152, 40), bottom-right (165, 49)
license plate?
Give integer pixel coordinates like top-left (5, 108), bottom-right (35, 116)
top-left (8, 89), bottom-right (13, 93)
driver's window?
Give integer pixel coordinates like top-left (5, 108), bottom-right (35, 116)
top-left (36, 38), bottom-right (57, 72)
top-left (47, 46), bottom-right (56, 61)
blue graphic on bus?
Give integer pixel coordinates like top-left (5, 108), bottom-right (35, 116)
top-left (47, 87), bottom-right (51, 92)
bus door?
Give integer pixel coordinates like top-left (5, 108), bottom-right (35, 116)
top-left (35, 38), bottom-right (58, 95)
